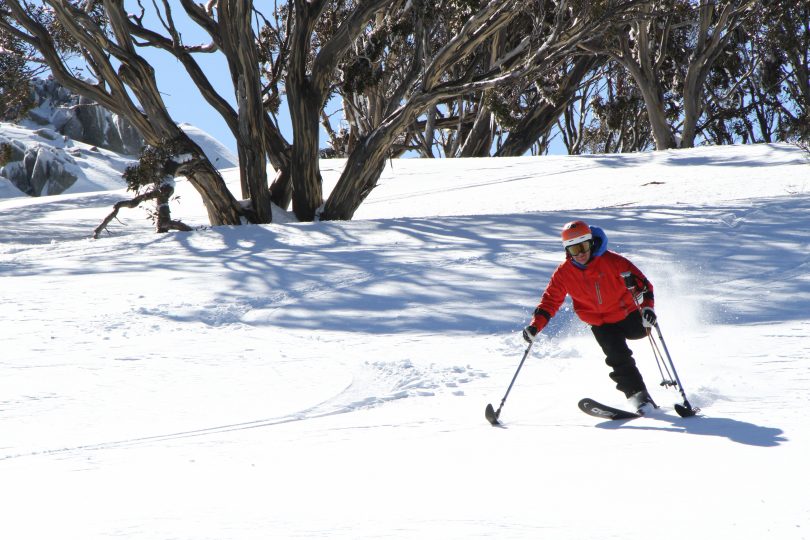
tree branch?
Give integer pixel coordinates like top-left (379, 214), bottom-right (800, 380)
top-left (92, 188), bottom-right (192, 239)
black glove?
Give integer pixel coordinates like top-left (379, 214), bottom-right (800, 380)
top-left (522, 325), bottom-right (538, 343)
top-left (641, 307), bottom-right (657, 328)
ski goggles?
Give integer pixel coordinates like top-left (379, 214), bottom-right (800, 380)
top-left (565, 240), bottom-right (593, 256)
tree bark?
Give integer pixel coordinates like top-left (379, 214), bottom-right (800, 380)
top-left (284, 0), bottom-right (325, 221)
top-left (322, 98), bottom-right (426, 220)
top-left (286, 79), bottom-right (325, 222)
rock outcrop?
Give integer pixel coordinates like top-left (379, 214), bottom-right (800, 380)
top-left (0, 78), bottom-right (144, 196)
top-left (26, 77), bottom-right (143, 156)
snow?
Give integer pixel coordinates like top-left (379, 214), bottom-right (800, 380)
top-left (179, 122), bottom-right (239, 170)
top-left (1, 137), bottom-right (809, 539)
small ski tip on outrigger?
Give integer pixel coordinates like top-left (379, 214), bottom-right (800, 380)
top-left (484, 341), bottom-right (535, 426)
top-left (485, 403), bottom-right (501, 426)
top-left (674, 400), bottom-right (698, 418)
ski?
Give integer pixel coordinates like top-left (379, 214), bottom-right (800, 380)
top-left (578, 398), bottom-right (640, 420)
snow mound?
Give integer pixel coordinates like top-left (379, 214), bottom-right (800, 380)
top-left (180, 123), bottom-right (238, 169)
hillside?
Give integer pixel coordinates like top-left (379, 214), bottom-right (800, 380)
top-left (1, 141), bottom-right (808, 539)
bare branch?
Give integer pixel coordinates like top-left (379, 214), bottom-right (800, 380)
top-left (92, 188), bottom-right (192, 239)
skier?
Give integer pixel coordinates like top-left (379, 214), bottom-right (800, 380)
top-left (522, 220), bottom-right (658, 414)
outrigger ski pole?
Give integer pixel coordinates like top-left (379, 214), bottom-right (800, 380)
top-left (620, 272), bottom-right (698, 418)
top-left (485, 340), bottom-right (534, 426)
top-left (649, 319), bottom-right (698, 417)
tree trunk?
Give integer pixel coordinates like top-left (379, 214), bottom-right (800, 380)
top-left (285, 0), bottom-right (325, 222)
top-left (186, 164), bottom-right (246, 224)
top-left (681, 0), bottom-right (754, 148)
top-left (422, 105), bottom-right (438, 158)
top-left (286, 89), bottom-right (324, 221)
top-left (497, 56), bottom-right (603, 156)
top-left (261, 114), bottom-right (293, 209)
top-left (680, 62), bottom-right (708, 149)
top-left (321, 144), bottom-right (388, 220)
top-left (269, 168), bottom-right (293, 209)
top-left (458, 95), bottom-right (495, 157)
top-left (322, 101), bottom-right (423, 220)
top-left (218, 0), bottom-right (272, 222)
top-left (622, 59), bottom-right (679, 150)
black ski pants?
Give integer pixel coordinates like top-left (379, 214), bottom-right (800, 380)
top-left (591, 310), bottom-right (649, 398)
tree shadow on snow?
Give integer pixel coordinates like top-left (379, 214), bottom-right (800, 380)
top-left (594, 412), bottom-right (787, 447)
top-left (58, 192), bottom-right (810, 335)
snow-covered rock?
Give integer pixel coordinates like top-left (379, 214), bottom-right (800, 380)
top-left (179, 123), bottom-right (238, 169)
top-left (1, 132), bottom-right (78, 195)
top-left (25, 77), bottom-right (143, 156)
top-left (0, 77), bottom-right (143, 196)
top-left (0, 79), bottom-right (238, 198)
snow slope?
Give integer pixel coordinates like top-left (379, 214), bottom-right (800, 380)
top-left (0, 142), bottom-right (808, 539)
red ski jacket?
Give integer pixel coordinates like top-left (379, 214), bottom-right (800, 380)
top-left (531, 250), bottom-right (654, 330)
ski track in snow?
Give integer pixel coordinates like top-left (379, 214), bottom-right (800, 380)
top-left (0, 331), bottom-right (489, 462)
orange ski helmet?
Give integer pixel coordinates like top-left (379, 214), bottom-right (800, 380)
top-left (561, 220), bottom-right (592, 247)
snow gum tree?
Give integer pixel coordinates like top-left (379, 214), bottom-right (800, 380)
top-left (93, 138), bottom-right (194, 238)
top-left (494, 55), bottom-right (606, 157)
top-left (148, 0), bottom-right (284, 224)
top-left (584, 0), bottom-right (760, 150)
top-left (308, 0), bottom-right (648, 219)
top-left (0, 0), bottom-right (247, 225)
top-left (3, 0), bottom-right (651, 227)
top-left (568, 61), bottom-right (655, 153)
top-left (756, 0), bottom-right (810, 141)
